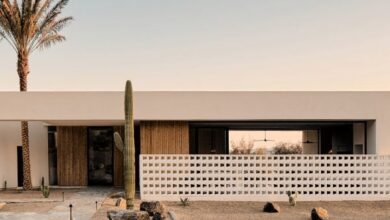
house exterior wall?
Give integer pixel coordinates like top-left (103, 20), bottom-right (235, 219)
top-left (353, 123), bottom-right (366, 154)
top-left (1, 91), bottom-right (388, 153)
top-left (0, 121), bottom-right (48, 189)
top-left (0, 91), bottom-right (390, 188)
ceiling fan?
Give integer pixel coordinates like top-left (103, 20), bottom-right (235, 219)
top-left (254, 130), bottom-right (274, 142)
top-left (302, 130), bottom-right (317, 144)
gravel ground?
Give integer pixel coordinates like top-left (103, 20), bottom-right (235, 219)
top-left (0, 188), bottom-right (111, 220)
top-left (0, 189), bottom-right (77, 213)
top-left (3, 190), bottom-right (390, 220)
top-left (165, 201), bottom-right (390, 220)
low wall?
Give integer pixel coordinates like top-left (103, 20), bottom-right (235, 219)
top-left (140, 154), bottom-right (390, 201)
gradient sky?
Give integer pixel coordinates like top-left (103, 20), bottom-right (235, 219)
top-left (1, 0), bottom-right (390, 91)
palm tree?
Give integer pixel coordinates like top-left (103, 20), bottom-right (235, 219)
top-left (0, 0), bottom-right (72, 190)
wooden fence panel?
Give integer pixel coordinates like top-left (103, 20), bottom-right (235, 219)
top-left (57, 126), bottom-right (88, 186)
top-left (140, 121), bottom-right (189, 154)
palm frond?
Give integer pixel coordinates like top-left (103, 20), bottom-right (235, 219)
top-left (40, 0), bottom-right (68, 31)
top-left (0, 0), bottom-right (72, 54)
top-left (50, 16), bottom-right (71, 32)
top-left (33, 33), bottom-right (65, 51)
top-left (0, 29), bottom-right (17, 51)
top-left (1, 0), bottom-right (20, 41)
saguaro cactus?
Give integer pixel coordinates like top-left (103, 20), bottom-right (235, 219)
top-left (124, 80), bottom-right (136, 209)
top-left (114, 132), bottom-right (124, 153)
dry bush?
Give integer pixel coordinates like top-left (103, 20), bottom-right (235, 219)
top-left (272, 142), bottom-right (303, 154)
top-left (230, 138), bottom-right (266, 155)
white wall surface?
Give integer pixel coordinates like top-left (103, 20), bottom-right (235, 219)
top-left (141, 154), bottom-right (390, 201)
top-left (0, 121), bottom-right (48, 188)
top-left (0, 91), bottom-right (389, 153)
top-left (353, 123), bottom-right (366, 154)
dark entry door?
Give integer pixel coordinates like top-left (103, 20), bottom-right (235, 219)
top-left (17, 146), bottom-right (23, 187)
top-left (88, 127), bottom-right (113, 185)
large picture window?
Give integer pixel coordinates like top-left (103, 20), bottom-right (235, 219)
top-left (229, 130), bottom-right (305, 155)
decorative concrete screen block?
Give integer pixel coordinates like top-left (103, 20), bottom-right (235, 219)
top-left (139, 155), bottom-right (390, 201)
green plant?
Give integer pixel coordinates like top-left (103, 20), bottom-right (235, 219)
top-left (111, 81), bottom-right (135, 209)
top-left (41, 177), bottom-right (45, 188)
top-left (114, 132), bottom-right (124, 153)
top-left (124, 80), bottom-right (135, 209)
top-left (41, 186), bottom-right (50, 198)
top-left (287, 191), bottom-right (297, 206)
top-left (180, 198), bottom-right (190, 207)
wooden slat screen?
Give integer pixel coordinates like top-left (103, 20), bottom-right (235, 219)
top-left (140, 121), bottom-right (189, 154)
top-left (57, 126), bottom-right (88, 186)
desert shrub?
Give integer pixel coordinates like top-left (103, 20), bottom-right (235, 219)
top-left (230, 138), bottom-right (267, 155)
top-left (272, 142), bottom-right (303, 154)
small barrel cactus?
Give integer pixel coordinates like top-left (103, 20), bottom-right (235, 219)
top-left (41, 186), bottom-right (50, 198)
top-left (287, 191), bottom-right (297, 206)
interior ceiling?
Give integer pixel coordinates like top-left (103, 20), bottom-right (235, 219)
top-left (189, 121), bottom-right (364, 130)
top-left (41, 120), bottom-right (364, 129)
top-left (42, 120), bottom-right (133, 126)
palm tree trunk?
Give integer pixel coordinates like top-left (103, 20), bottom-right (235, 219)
top-left (18, 51), bottom-right (33, 190)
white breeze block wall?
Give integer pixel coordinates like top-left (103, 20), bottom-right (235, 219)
top-left (140, 154), bottom-right (390, 201)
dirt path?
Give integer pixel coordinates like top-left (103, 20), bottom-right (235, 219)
top-left (165, 201), bottom-right (390, 220)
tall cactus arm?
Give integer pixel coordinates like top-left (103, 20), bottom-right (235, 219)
top-left (114, 132), bottom-right (124, 152)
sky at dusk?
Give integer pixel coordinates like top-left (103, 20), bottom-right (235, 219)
top-left (1, 0), bottom-right (390, 91)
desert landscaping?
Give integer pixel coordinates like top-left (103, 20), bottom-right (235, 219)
top-left (2, 188), bottom-right (390, 220)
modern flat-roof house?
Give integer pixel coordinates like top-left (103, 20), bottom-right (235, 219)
top-left (1, 91), bottom-right (390, 201)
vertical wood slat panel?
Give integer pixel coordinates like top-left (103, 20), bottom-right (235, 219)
top-left (57, 126), bottom-right (88, 186)
top-left (113, 126), bottom-right (124, 187)
top-left (140, 121), bottom-right (189, 154)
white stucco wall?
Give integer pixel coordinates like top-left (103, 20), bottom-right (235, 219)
top-left (353, 123), bottom-right (366, 154)
top-left (0, 121), bottom-right (48, 188)
top-left (0, 91), bottom-right (387, 153)
top-left (0, 91), bottom-right (389, 188)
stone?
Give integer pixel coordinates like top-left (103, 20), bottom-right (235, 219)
top-left (140, 201), bottom-right (166, 217)
top-left (110, 192), bottom-right (125, 199)
top-left (0, 203), bottom-right (6, 210)
top-left (115, 198), bottom-right (127, 209)
top-left (107, 210), bottom-right (149, 220)
top-left (152, 213), bottom-right (164, 220)
top-left (311, 207), bottom-right (329, 220)
top-left (263, 202), bottom-right (280, 213)
top-left (168, 211), bottom-right (178, 220)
